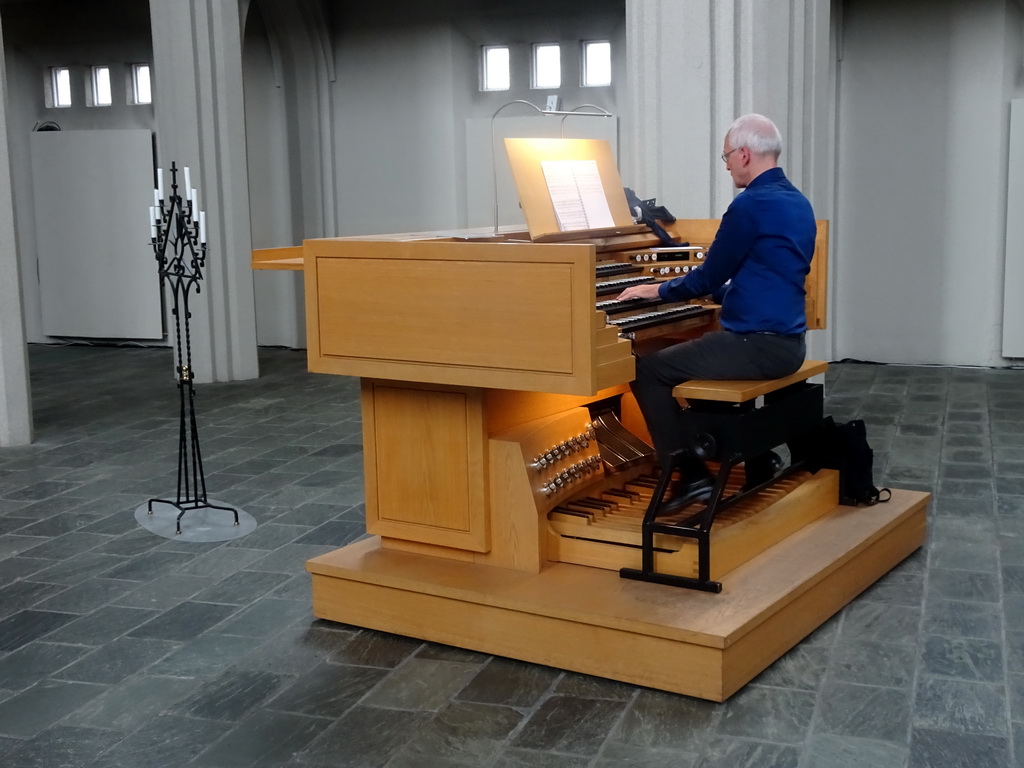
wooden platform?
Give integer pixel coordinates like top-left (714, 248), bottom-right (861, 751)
top-left (307, 488), bottom-right (928, 701)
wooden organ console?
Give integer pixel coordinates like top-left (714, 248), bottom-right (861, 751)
top-left (252, 216), bottom-right (928, 701)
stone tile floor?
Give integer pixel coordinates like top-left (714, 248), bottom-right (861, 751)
top-left (0, 344), bottom-right (1020, 767)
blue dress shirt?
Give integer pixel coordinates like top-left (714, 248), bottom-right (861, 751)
top-left (657, 167), bottom-right (816, 335)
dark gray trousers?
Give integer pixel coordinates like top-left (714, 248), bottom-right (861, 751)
top-left (630, 330), bottom-right (806, 459)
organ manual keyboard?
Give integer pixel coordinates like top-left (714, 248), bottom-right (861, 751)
top-left (250, 140), bottom-right (927, 701)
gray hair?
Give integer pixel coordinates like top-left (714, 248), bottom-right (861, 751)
top-left (726, 114), bottom-right (782, 160)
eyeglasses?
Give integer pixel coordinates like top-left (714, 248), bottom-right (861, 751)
top-left (720, 147), bottom-right (743, 163)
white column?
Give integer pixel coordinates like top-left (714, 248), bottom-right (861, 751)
top-left (0, 12), bottom-right (33, 447)
top-left (255, 0), bottom-right (337, 238)
top-left (149, 0), bottom-right (258, 383)
top-left (625, 0), bottom-right (722, 216)
top-left (246, 0), bottom-right (336, 349)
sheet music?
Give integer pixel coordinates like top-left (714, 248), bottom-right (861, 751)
top-left (541, 159), bottom-right (615, 232)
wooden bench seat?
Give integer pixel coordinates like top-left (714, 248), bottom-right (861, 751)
top-left (673, 360), bottom-right (829, 404)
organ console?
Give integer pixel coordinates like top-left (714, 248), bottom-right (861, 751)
top-left (250, 141), bottom-right (926, 700)
top-left (252, 217), bottom-right (927, 700)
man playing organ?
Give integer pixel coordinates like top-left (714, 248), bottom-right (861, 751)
top-left (616, 114), bottom-right (817, 513)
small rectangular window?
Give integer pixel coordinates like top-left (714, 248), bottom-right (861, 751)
top-left (50, 66), bottom-right (72, 108)
top-left (533, 44), bottom-right (560, 89)
top-left (131, 63), bottom-right (152, 105)
top-left (90, 66), bottom-right (112, 107)
top-left (482, 46), bottom-right (510, 91)
top-left (582, 41), bottom-right (611, 87)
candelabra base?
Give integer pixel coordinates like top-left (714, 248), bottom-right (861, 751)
top-left (147, 496), bottom-right (238, 535)
top-left (138, 498), bottom-right (255, 542)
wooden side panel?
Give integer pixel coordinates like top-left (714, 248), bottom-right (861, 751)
top-left (317, 258), bottom-right (575, 373)
top-left (807, 220), bottom-right (829, 330)
top-left (483, 438), bottom-right (548, 572)
top-left (363, 381), bottom-right (489, 552)
top-left (305, 238), bottom-right (614, 395)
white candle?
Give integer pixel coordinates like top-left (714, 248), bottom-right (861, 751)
top-left (149, 205), bottom-right (155, 223)
top-left (150, 221), bottom-right (157, 239)
top-left (199, 211), bottom-right (206, 243)
top-left (183, 166), bottom-right (191, 193)
top-left (190, 188), bottom-right (197, 207)
top-left (153, 188), bottom-right (159, 208)
top-left (157, 168), bottom-right (164, 200)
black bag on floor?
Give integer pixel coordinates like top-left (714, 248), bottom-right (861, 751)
top-left (790, 417), bottom-right (892, 506)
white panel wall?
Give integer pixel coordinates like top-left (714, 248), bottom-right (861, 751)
top-left (29, 130), bottom-right (161, 339)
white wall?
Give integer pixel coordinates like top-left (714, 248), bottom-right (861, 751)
top-left (332, 23), bottom-right (463, 235)
top-left (29, 130), bottom-right (160, 339)
top-left (835, 0), bottom-right (1023, 365)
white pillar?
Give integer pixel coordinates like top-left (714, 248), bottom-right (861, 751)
top-left (149, 0), bottom-right (259, 383)
top-left (0, 12), bottom-right (33, 447)
top-left (625, 0), bottom-right (836, 359)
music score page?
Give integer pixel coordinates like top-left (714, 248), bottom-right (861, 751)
top-left (540, 159), bottom-right (615, 232)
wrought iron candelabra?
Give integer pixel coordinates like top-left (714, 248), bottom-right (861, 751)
top-left (146, 162), bottom-right (237, 535)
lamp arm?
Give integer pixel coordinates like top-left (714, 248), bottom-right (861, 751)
top-left (491, 101), bottom-right (547, 235)
top-left (559, 104), bottom-right (613, 138)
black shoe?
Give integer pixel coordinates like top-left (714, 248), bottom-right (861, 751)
top-left (743, 450), bottom-right (784, 490)
top-left (655, 476), bottom-right (714, 516)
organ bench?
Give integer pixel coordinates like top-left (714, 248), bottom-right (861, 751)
top-left (252, 220), bottom-right (928, 701)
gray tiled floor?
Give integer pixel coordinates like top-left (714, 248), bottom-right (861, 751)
top-left (0, 344), bottom-right (1020, 767)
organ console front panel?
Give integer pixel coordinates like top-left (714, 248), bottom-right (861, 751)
top-left (286, 219), bottom-right (828, 571)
